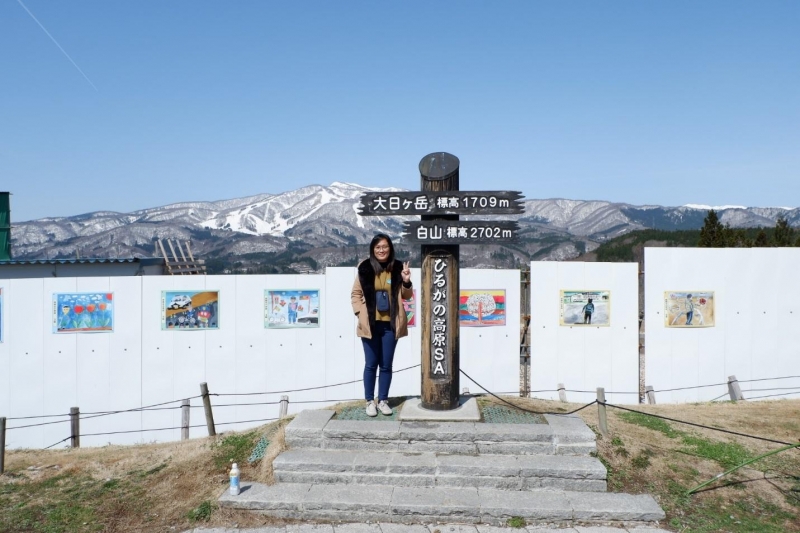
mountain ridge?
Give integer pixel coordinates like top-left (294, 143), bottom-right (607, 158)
top-left (9, 183), bottom-right (800, 270)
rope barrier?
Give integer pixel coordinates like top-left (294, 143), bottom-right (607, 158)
top-left (602, 401), bottom-right (796, 446)
top-left (741, 386), bottom-right (800, 393)
top-left (37, 417), bottom-right (282, 443)
top-left (652, 382), bottom-right (728, 393)
top-left (7, 412), bottom-right (72, 421)
top-left (43, 436), bottom-right (71, 450)
top-left (6, 371), bottom-right (798, 423)
top-left (212, 364), bottom-right (421, 397)
top-left (564, 389), bottom-right (640, 395)
top-left (745, 391), bottom-right (800, 401)
top-left (7, 418), bottom-right (71, 431)
top-left (738, 375), bottom-right (800, 384)
top-left (460, 369), bottom-right (597, 416)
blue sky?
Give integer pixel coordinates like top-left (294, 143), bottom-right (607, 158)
top-left (2, 1), bottom-right (798, 221)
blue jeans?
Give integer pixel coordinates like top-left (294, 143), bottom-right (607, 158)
top-left (362, 321), bottom-right (397, 401)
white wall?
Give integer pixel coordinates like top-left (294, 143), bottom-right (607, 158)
top-left (530, 262), bottom-right (640, 405)
top-left (645, 248), bottom-right (800, 403)
top-left (0, 267), bottom-right (520, 449)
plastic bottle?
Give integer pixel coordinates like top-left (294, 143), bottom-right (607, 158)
top-left (229, 463), bottom-right (240, 496)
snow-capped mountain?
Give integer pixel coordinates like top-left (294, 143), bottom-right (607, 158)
top-left (9, 182), bottom-right (799, 267)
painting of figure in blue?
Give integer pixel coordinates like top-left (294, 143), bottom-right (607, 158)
top-left (52, 292), bottom-right (114, 333)
top-left (264, 290), bottom-right (320, 328)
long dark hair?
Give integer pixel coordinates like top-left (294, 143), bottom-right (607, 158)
top-left (368, 233), bottom-right (395, 274)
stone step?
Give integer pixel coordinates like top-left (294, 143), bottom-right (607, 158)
top-left (190, 525), bottom-right (673, 533)
top-left (273, 449), bottom-right (607, 492)
top-left (218, 482), bottom-right (665, 525)
top-left (285, 411), bottom-right (596, 456)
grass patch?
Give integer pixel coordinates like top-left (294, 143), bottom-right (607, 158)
top-left (618, 411), bottom-right (681, 438)
top-left (211, 431), bottom-right (260, 469)
top-left (631, 449), bottom-right (653, 469)
top-left (619, 410), bottom-right (754, 470)
top-left (187, 500), bottom-right (215, 522)
top-left (669, 497), bottom-right (795, 533)
top-left (681, 435), bottom-right (753, 469)
top-left (506, 516), bottom-right (526, 528)
top-left (611, 436), bottom-right (629, 457)
top-left (0, 471), bottom-right (137, 533)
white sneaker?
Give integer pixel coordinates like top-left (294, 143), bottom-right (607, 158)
top-left (366, 401), bottom-right (378, 417)
top-left (377, 400), bottom-right (393, 416)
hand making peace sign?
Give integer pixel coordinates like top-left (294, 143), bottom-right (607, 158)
top-left (401, 261), bottom-right (411, 283)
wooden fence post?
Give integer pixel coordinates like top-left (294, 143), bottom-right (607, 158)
top-left (181, 399), bottom-right (190, 440)
top-left (0, 417), bottom-right (6, 475)
top-left (645, 386), bottom-right (656, 405)
top-left (727, 375), bottom-right (745, 401)
top-left (558, 383), bottom-right (567, 403)
top-left (596, 388), bottom-right (609, 437)
top-left (200, 383), bottom-right (216, 436)
top-left (70, 407), bottom-right (80, 448)
top-left (279, 395), bottom-right (289, 419)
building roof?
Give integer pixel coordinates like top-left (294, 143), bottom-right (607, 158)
top-left (0, 257), bottom-right (164, 266)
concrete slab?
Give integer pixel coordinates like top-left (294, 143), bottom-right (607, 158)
top-left (324, 420), bottom-right (402, 440)
top-left (436, 526), bottom-right (480, 533)
top-left (387, 452), bottom-right (437, 474)
top-left (392, 486), bottom-right (481, 517)
top-left (379, 525), bottom-right (430, 533)
top-left (305, 484), bottom-right (394, 513)
top-left (437, 454), bottom-right (520, 477)
top-left (399, 397), bottom-right (481, 422)
top-left (286, 525), bottom-right (335, 533)
top-left (574, 528), bottom-right (639, 533)
top-left (567, 493), bottom-right (665, 522)
top-left (477, 488), bottom-right (572, 520)
top-left (285, 410), bottom-right (336, 437)
top-left (274, 449), bottom-right (356, 472)
top-left (218, 482), bottom-right (311, 511)
top-left (399, 422), bottom-right (478, 442)
top-left (333, 524), bottom-right (382, 533)
top-left (472, 423), bottom-right (554, 443)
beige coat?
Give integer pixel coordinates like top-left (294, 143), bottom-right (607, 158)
top-left (351, 259), bottom-right (413, 339)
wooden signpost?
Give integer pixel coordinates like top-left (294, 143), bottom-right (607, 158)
top-left (359, 152), bottom-right (523, 410)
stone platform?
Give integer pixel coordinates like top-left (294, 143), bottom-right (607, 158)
top-left (218, 409), bottom-right (665, 526)
top-left (398, 397), bottom-right (481, 421)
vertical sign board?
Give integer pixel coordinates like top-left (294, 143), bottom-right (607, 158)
top-left (425, 251), bottom-right (458, 380)
top-left (359, 152), bottom-right (523, 410)
top-left (430, 255), bottom-right (449, 376)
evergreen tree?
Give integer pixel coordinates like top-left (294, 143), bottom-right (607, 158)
top-left (773, 215), bottom-right (794, 247)
top-left (698, 209), bottom-right (727, 247)
top-left (754, 229), bottom-right (769, 247)
top-left (725, 227), bottom-right (749, 247)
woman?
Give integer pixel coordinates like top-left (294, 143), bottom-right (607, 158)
top-left (351, 233), bottom-right (412, 416)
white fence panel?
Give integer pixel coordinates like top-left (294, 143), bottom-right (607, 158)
top-left (530, 261), bottom-right (639, 405)
top-left (645, 248), bottom-right (800, 403)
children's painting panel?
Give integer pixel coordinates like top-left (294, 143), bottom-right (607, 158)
top-left (161, 290), bottom-right (219, 330)
top-left (51, 292), bottom-right (114, 333)
top-left (403, 289), bottom-right (416, 327)
top-left (459, 289), bottom-right (506, 327)
top-left (264, 289), bottom-right (320, 328)
top-left (664, 291), bottom-right (715, 327)
top-left (559, 290), bottom-right (611, 326)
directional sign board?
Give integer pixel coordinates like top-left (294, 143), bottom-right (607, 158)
top-left (358, 191), bottom-right (524, 216)
top-left (402, 220), bottom-right (519, 244)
